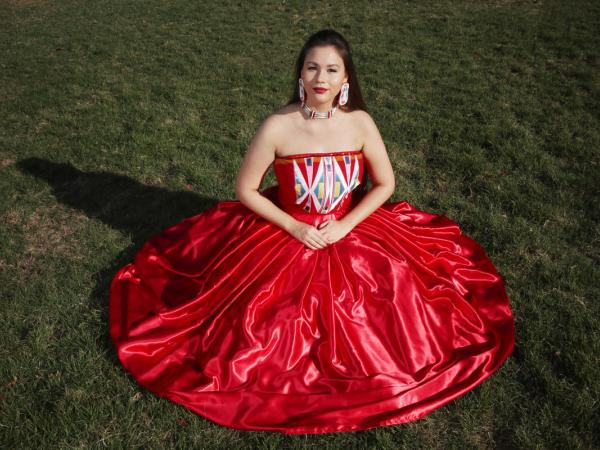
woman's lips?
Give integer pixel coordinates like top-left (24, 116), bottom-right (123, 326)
top-left (313, 88), bottom-right (328, 93)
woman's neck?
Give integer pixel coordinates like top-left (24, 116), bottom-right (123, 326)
top-left (303, 100), bottom-right (336, 113)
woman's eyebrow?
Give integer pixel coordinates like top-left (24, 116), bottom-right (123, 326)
top-left (306, 61), bottom-right (340, 67)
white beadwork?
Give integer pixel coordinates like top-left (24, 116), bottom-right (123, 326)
top-left (292, 154), bottom-right (360, 214)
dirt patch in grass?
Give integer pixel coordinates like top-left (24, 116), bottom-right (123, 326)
top-left (1, 159), bottom-right (16, 168)
top-left (3, 204), bottom-right (89, 279)
top-left (23, 205), bottom-right (87, 257)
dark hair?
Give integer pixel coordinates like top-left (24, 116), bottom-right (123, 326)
top-left (286, 29), bottom-right (370, 193)
top-left (286, 29), bottom-right (368, 113)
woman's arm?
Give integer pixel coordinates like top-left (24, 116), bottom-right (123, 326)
top-left (235, 115), bottom-right (330, 250)
top-left (339, 111), bottom-right (396, 228)
top-left (235, 115), bottom-right (295, 232)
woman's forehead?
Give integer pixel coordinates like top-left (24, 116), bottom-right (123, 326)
top-left (305, 46), bottom-right (343, 64)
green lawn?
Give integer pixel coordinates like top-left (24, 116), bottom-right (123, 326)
top-left (1, 1), bottom-right (598, 448)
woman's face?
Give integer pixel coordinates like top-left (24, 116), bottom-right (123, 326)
top-left (300, 45), bottom-right (348, 107)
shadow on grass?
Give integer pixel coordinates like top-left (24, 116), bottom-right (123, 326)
top-left (16, 157), bottom-right (221, 365)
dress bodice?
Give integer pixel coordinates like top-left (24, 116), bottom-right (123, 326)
top-left (272, 150), bottom-right (364, 217)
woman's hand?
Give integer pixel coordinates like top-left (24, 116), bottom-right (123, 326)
top-left (288, 221), bottom-right (330, 250)
top-left (317, 218), bottom-right (353, 244)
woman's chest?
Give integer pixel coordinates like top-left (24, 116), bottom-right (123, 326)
top-left (275, 116), bottom-right (364, 156)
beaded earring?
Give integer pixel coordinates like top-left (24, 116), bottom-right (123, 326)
top-left (298, 78), bottom-right (305, 102)
top-left (338, 82), bottom-right (349, 106)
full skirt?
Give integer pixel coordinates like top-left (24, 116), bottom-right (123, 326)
top-left (109, 191), bottom-right (515, 434)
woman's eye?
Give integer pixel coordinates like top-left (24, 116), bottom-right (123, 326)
top-left (307, 67), bottom-right (337, 73)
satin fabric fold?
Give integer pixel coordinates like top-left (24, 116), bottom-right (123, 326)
top-left (109, 150), bottom-right (514, 434)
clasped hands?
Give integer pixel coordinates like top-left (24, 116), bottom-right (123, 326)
top-left (289, 218), bottom-right (353, 250)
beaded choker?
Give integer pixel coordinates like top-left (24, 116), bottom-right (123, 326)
top-left (301, 101), bottom-right (337, 119)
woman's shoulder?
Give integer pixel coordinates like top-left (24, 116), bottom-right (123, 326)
top-left (274, 103), bottom-right (300, 115)
top-left (262, 103), bottom-right (299, 127)
top-left (250, 105), bottom-right (298, 148)
top-left (348, 109), bottom-right (375, 127)
top-left (348, 110), bottom-right (380, 140)
top-left (253, 105), bottom-right (290, 139)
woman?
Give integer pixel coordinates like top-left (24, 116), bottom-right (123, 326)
top-left (110, 29), bottom-right (515, 434)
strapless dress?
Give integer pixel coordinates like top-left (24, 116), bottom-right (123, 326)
top-left (109, 149), bottom-right (515, 434)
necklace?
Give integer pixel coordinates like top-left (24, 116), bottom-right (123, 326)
top-left (301, 101), bottom-right (337, 119)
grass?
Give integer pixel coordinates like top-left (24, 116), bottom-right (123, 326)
top-left (1, 0), bottom-right (599, 448)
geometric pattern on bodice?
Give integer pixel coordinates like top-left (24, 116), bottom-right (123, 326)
top-left (292, 153), bottom-right (361, 214)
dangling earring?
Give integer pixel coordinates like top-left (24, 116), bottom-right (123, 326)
top-left (298, 78), bottom-right (305, 102)
top-left (338, 82), bottom-right (349, 106)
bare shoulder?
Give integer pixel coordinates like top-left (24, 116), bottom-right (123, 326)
top-left (259, 104), bottom-right (301, 144)
top-left (246, 105), bottom-right (296, 158)
top-left (350, 110), bottom-right (378, 134)
top-left (342, 110), bottom-right (380, 151)
top-left (274, 103), bottom-right (300, 116)
top-left (348, 110), bottom-right (393, 187)
top-left (254, 110), bottom-right (285, 141)
top-left (262, 104), bottom-right (297, 133)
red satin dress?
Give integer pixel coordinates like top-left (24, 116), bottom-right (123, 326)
top-left (109, 149), bottom-right (515, 434)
